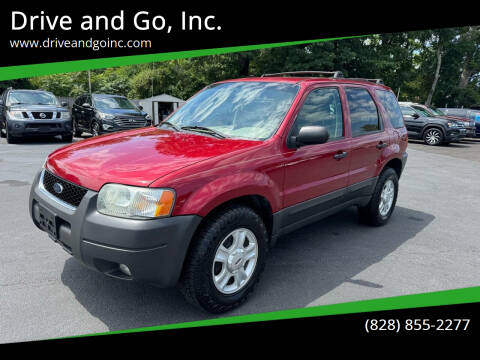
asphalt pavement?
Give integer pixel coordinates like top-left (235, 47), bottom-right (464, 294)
top-left (1, 135), bottom-right (479, 343)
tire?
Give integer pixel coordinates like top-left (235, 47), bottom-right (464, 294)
top-left (5, 124), bottom-right (18, 144)
top-left (358, 167), bottom-right (398, 226)
top-left (72, 119), bottom-right (82, 137)
top-left (62, 134), bottom-right (73, 142)
top-left (0, 122), bottom-right (6, 138)
top-left (91, 121), bottom-right (101, 136)
top-left (423, 127), bottom-right (443, 145)
top-left (179, 205), bottom-right (268, 313)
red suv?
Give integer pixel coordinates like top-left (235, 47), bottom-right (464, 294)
top-left (30, 71), bottom-right (408, 313)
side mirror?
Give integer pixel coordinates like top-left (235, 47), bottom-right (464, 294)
top-left (61, 101), bottom-right (68, 107)
top-left (412, 113), bottom-right (420, 119)
top-left (293, 126), bottom-right (329, 147)
top-left (137, 105), bottom-right (143, 111)
top-left (82, 103), bottom-right (91, 108)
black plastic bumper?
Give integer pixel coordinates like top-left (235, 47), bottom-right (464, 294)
top-left (8, 119), bottom-right (72, 137)
top-left (29, 170), bottom-right (202, 287)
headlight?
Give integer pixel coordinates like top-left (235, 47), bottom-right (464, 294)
top-left (7, 110), bottom-right (25, 120)
top-left (447, 122), bottom-right (457, 128)
top-left (97, 112), bottom-right (116, 120)
top-left (60, 111), bottom-right (71, 120)
top-left (145, 114), bottom-right (152, 121)
top-left (97, 184), bottom-right (175, 219)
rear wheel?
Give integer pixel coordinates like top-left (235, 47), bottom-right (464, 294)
top-left (179, 206), bottom-right (268, 313)
top-left (423, 128), bottom-right (443, 145)
top-left (358, 167), bottom-right (398, 226)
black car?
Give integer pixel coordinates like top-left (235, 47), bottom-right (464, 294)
top-left (72, 94), bottom-right (152, 137)
top-left (0, 89), bottom-right (73, 144)
top-left (399, 103), bottom-right (466, 145)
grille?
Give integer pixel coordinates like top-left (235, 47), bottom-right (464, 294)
top-left (43, 170), bottom-right (88, 207)
top-left (113, 117), bottom-right (147, 128)
top-left (32, 112), bottom-right (54, 119)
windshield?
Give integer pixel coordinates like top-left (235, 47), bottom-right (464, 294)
top-left (412, 107), bottom-right (430, 117)
top-left (7, 91), bottom-right (58, 106)
top-left (165, 82), bottom-right (299, 140)
top-left (95, 96), bottom-right (138, 110)
top-left (430, 107), bottom-right (445, 116)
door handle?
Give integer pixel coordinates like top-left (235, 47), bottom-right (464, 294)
top-left (333, 151), bottom-right (347, 160)
top-left (376, 142), bottom-right (388, 149)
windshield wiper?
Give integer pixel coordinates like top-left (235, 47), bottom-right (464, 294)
top-left (181, 126), bottom-right (228, 139)
top-left (158, 121), bottom-right (180, 131)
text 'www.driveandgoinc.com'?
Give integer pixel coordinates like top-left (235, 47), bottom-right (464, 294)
top-left (10, 38), bottom-right (152, 51)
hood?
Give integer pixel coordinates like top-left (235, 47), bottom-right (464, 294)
top-left (97, 108), bottom-right (146, 117)
top-left (46, 127), bottom-right (261, 191)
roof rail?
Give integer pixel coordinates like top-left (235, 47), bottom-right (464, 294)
top-left (261, 71), bottom-right (344, 78)
top-left (346, 78), bottom-right (384, 85)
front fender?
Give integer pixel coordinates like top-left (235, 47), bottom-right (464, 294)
top-left (174, 171), bottom-right (281, 217)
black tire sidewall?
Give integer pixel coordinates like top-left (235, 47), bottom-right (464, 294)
top-left (371, 169), bottom-right (399, 224)
top-left (183, 206), bottom-right (268, 312)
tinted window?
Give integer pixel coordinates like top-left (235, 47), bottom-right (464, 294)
top-left (292, 87), bottom-right (343, 140)
top-left (400, 106), bottom-right (416, 116)
top-left (95, 96), bottom-right (137, 110)
top-left (345, 87), bottom-right (381, 136)
top-left (376, 90), bottom-right (404, 128)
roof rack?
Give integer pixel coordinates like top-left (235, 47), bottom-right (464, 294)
top-left (261, 71), bottom-right (344, 78)
top-left (346, 78), bottom-right (384, 85)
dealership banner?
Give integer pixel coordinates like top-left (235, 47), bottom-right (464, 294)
top-left (1, 5), bottom-right (479, 75)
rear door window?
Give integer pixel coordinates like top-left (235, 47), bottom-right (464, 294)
top-left (345, 87), bottom-right (381, 136)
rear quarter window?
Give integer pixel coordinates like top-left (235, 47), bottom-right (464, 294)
top-left (375, 90), bottom-right (405, 129)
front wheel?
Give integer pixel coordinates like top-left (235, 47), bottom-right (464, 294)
top-left (5, 124), bottom-right (18, 144)
top-left (358, 167), bottom-right (399, 226)
top-left (72, 119), bottom-right (82, 137)
top-left (91, 121), bottom-right (101, 137)
top-left (179, 206), bottom-right (268, 313)
top-left (423, 128), bottom-right (443, 145)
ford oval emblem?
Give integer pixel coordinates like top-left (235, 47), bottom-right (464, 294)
top-left (53, 182), bottom-right (64, 194)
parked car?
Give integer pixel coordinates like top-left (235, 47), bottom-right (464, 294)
top-left (71, 93), bottom-right (152, 137)
top-left (30, 71), bottom-right (408, 313)
top-left (399, 103), bottom-right (466, 145)
top-left (0, 88), bottom-right (72, 144)
top-left (438, 108), bottom-right (479, 138)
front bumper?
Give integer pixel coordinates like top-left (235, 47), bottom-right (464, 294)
top-left (29, 170), bottom-right (202, 287)
top-left (8, 119), bottom-right (72, 137)
top-left (445, 129), bottom-right (465, 142)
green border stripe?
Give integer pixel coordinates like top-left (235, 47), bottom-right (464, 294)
top-left (0, 35), bottom-right (366, 81)
top-left (67, 286), bottom-right (480, 339)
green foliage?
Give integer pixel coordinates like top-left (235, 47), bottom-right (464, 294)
top-left (14, 27), bottom-right (480, 108)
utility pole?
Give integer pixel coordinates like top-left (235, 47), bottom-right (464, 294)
top-left (88, 70), bottom-right (92, 95)
top-left (397, 87), bottom-right (401, 100)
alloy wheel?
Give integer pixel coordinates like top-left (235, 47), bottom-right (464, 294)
top-left (379, 179), bottom-right (395, 216)
top-left (212, 228), bottom-right (258, 295)
top-left (424, 129), bottom-right (441, 145)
